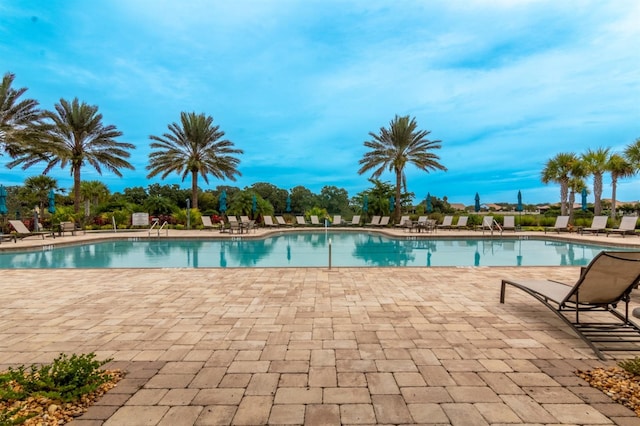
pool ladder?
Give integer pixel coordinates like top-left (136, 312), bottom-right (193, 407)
top-left (149, 220), bottom-right (169, 237)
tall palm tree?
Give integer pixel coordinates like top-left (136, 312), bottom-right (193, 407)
top-left (7, 98), bottom-right (135, 213)
top-left (147, 112), bottom-right (243, 209)
top-left (608, 153), bottom-right (635, 218)
top-left (540, 152), bottom-right (579, 216)
top-left (582, 147), bottom-right (611, 216)
top-left (358, 115), bottom-right (446, 223)
top-left (0, 72), bottom-right (41, 157)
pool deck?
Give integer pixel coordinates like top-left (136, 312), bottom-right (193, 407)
top-left (2, 227), bottom-right (640, 425)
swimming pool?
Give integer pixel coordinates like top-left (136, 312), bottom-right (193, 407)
top-left (0, 232), bottom-right (632, 268)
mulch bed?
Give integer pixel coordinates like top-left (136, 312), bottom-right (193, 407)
top-left (578, 366), bottom-right (640, 416)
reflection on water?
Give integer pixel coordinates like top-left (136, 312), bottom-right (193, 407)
top-left (0, 233), bottom-right (630, 269)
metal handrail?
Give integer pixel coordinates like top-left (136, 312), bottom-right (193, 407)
top-left (158, 221), bottom-right (169, 236)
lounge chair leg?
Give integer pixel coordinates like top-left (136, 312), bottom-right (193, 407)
top-left (500, 281), bottom-right (506, 303)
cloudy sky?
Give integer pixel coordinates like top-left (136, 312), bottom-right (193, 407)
top-left (1, 0), bottom-right (638, 205)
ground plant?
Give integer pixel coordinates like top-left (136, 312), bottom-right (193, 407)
top-left (0, 353), bottom-right (121, 425)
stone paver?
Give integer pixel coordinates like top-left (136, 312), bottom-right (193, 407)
top-left (3, 229), bottom-right (640, 425)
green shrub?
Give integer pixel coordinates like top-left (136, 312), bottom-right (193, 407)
top-left (618, 357), bottom-right (640, 376)
top-left (0, 353), bottom-right (112, 404)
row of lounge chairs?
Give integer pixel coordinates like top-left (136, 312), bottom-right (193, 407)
top-left (544, 215), bottom-right (638, 237)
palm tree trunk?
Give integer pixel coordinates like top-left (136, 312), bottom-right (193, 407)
top-left (73, 167), bottom-right (81, 213)
top-left (191, 170), bottom-right (199, 210)
top-left (594, 173), bottom-right (603, 216)
top-left (568, 190), bottom-right (575, 223)
top-left (395, 169), bottom-right (402, 223)
top-left (560, 179), bottom-right (569, 216)
top-left (611, 176), bottom-right (618, 218)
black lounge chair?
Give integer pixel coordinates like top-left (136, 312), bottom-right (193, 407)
top-left (500, 251), bottom-right (640, 359)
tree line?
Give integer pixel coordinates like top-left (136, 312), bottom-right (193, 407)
top-left (1, 72), bottom-right (448, 226)
top-left (541, 143), bottom-right (640, 220)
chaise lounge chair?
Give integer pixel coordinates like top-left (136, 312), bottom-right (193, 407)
top-left (201, 216), bottom-right (217, 230)
top-left (607, 216), bottom-right (638, 238)
top-left (8, 220), bottom-right (53, 241)
top-left (437, 215), bottom-right (453, 230)
top-left (275, 216), bottom-right (292, 227)
top-left (296, 216), bottom-right (308, 226)
top-left (263, 216), bottom-right (278, 227)
top-left (544, 216), bottom-right (570, 234)
top-left (332, 215), bottom-right (342, 226)
top-left (366, 215), bottom-right (381, 226)
top-left (502, 216), bottom-right (516, 232)
top-left (375, 216), bottom-right (390, 227)
top-left (450, 216), bottom-right (468, 230)
top-left (500, 250), bottom-right (640, 359)
top-left (310, 215), bottom-right (322, 226)
top-left (349, 215), bottom-right (361, 226)
top-left (580, 216), bottom-right (608, 235)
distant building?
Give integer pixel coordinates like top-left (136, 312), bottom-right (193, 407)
top-left (449, 203), bottom-right (466, 211)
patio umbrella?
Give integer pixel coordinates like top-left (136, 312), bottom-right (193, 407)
top-left (48, 189), bottom-right (56, 214)
top-left (426, 193), bottom-right (432, 213)
top-left (219, 190), bottom-right (227, 213)
top-left (285, 194), bottom-right (291, 213)
top-left (252, 195), bottom-right (257, 214)
top-left (389, 196), bottom-right (394, 213)
top-left (474, 193), bottom-right (480, 213)
top-left (516, 190), bottom-right (523, 212)
top-left (0, 185), bottom-right (7, 215)
top-left (362, 195), bottom-right (368, 213)
top-left (581, 188), bottom-right (587, 212)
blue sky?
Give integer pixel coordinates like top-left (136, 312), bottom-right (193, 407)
top-left (1, 0), bottom-right (639, 205)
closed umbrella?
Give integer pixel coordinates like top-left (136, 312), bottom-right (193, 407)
top-left (516, 190), bottom-right (523, 212)
top-left (426, 193), bottom-right (432, 213)
top-left (219, 190), bottom-right (227, 213)
top-left (48, 189), bottom-right (56, 214)
top-left (389, 196), bottom-right (394, 213)
top-left (252, 195), bottom-right (257, 214)
top-left (362, 195), bottom-right (368, 213)
top-left (0, 185), bottom-right (7, 215)
top-left (286, 194), bottom-right (291, 213)
top-left (581, 188), bottom-right (587, 212)
top-left (474, 193), bottom-right (480, 213)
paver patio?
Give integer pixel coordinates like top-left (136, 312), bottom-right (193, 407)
top-left (1, 229), bottom-right (640, 424)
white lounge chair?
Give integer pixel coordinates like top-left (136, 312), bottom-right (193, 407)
top-left (296, 216), bottom-right (307, 226)
top-left (375, 216), bottom-right (390, 227)
top-left (437, 216), bottom-right (453, 230)
top-left (502, 216), bottom-right (516, 231)
top-left (310, 215), bottom-right (321, 226)
top-left (263, 216), bottom-right (278, 227)
top-left (450, 216), bottom-right (469, 230)
top-left (332, 215), bottom-right (342, 226)
top-left (544, 216), bottom-right (570, 234)
top-left (607, 216), bottom-right (638, 238)
top-left (366, 215), bottom-right (381, 226)
top-left (349, 215), bottom-right (361, 226)
top-left (8, 220), bottom-right (53, 240)
top-left (276, 216), bottom-right (292, 227)
top-left (201, 216), bottom-right (217, 230)
top-left (580, 216), bottom-right (608, 235)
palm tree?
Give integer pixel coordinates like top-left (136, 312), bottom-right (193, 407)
top-left (624, 138), bottom-right (640, 168)
top-left (80, 180), bottom-right (110, 216)
top-left (358, 115), bottom-right (447, 223)
top-left (540, 152), bottom-right (579, 216)
top-left (21, 175), bottom-right (60, 213)
top-left (582, 147), bottom-right (611, 216)
top-left (567, 176), bottom-right (587, 223)
top-left (7, 98), bottom-right (135, 213)
top-left (147, 112), bottom-right (243, 209)
top-left (608, 153), bottom-right (635, 218)
top-left (0, 72), bottom-right (41, 157)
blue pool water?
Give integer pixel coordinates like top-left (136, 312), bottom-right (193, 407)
top-left (0, 232), bottom-right (632, 268)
